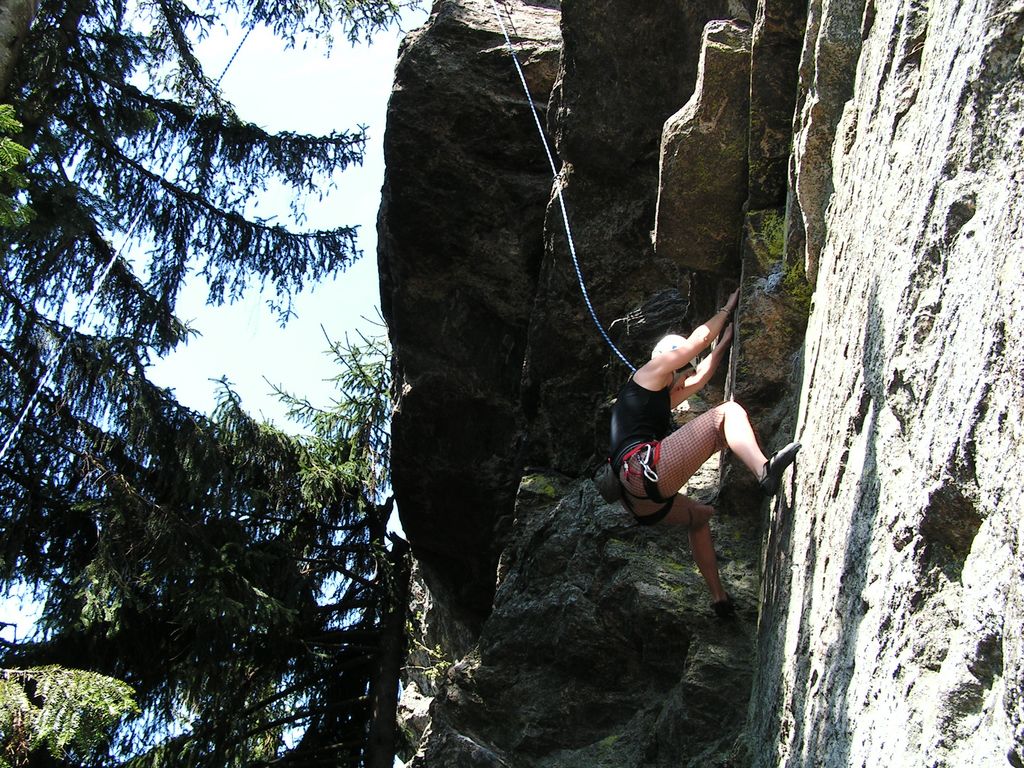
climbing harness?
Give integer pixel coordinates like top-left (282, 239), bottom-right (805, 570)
top-left (489, 0), bottom-right (635, 373)
top-left (592, 443), bottom-right (661, 503)
top-left (620, 442), bottom-right (666, 494)
top-left (0, 23), bottom-right (255, 465)
top-left (615, 441), bottom-right (676, 525)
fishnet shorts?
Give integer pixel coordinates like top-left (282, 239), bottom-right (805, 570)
top-left (617, 403), bottom-right (729, 523)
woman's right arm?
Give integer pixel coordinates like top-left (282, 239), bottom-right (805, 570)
top-left (685, 288), bottom-right (739, 354)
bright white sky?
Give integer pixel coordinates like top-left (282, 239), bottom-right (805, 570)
top-left (148, 4), bottom-right (430, 429)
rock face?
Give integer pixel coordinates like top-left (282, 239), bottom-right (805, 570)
top-left (377, 0), bottom-right (561, 625)
top-left (405, 472), bottom-right (761, 768)
top-left (747, 1), bottom-right (1024, 766)
top-left (377, 0), bottom-right (1024, 766)
top-left (654, 20), bottom-right (752, 276)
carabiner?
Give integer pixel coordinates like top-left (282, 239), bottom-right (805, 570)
top-left (639, 444), bottom-right (659, 483)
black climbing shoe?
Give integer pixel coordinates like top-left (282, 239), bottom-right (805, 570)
top-left (712, 595), bottom-right (736, 619)
top-left (759, 441), bottom-right (801, 496)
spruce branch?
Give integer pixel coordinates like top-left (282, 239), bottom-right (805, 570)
top-left (0, 666), bottom-right (138, 765)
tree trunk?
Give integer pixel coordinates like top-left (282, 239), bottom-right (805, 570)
top-left (365, 535), bottom-right (411, 768)
top-left (0, 0), bottom-right (39, 99)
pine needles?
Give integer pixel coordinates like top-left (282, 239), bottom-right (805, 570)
top-left (0, 666), bottom-right (138, 766)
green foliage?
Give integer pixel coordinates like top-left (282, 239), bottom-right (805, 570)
top-left (405, 611), bottom-right (452, 685)
top-left (745, 208), bottom-right (785, 272)
top-left (745, 207), bottom-right (811, 316)
top-left (759, 208), bottom-right (785, 262)
top-left (0, 105), bottom-right (32, 229)
top-left (782, 254), bottom-right (813, 317)
top-left (0, 666), bottom-right (138, 766)
top-left (272, 323), bottom-right (392, 504)
top-left (1, 329), bottom-right (398, 766)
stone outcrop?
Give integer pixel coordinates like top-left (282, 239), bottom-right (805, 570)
top-left (403, 471), bottom-right (762, 768)
top-left (654, 20), bottom-right (752, 276)
top-left (377, 0), bottom-right (1024, 766)
top-left (747, 0), bottom-right (807, 210)
top-left (784, 0), bottom-right (866, 284)
top-left (377, 0), bottom-right (561, 625)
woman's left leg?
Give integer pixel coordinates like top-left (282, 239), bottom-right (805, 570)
top-left (653, 404), bottom-right (736, 608)
top-left (689, 523), bottom-right (728, 603)
top-left (658, 496), bottom-right (727, 603)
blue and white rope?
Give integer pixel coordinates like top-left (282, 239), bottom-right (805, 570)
top-left (489, 0), bottom-right (635, 373)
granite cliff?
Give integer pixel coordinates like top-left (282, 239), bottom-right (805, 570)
top-left (376, 1), bottom-right (1023, 765)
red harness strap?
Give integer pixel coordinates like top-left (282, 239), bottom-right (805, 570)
top-left (618, 442), bottom-right (673, 506)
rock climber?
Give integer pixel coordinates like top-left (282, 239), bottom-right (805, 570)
top-left (608, 288), bottom-right (800, 617)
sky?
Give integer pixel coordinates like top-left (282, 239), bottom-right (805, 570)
top-left (147, 4), bottom-right (430, 429)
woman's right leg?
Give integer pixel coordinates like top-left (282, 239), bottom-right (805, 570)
top-left (651, 407), bottom-right (742, 608)
top-left (718, 400), bottom-right (769, 479)
top-left (715, 401), bottom-right (802, 492)
top-left (657, 400), bottom-right (789, 489)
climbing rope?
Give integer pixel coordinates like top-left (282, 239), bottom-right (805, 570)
top-left (0, 23), bottom-right (255, 465)
top-left (489, 0), bottom-right (636, 373)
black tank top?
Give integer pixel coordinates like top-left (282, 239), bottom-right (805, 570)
top-left (609, 378), bottom-right (671, 466)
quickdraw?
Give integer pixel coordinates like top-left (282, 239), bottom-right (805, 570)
top-left (621, 442), bottom-right (661, 486)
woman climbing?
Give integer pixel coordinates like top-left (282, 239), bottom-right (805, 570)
top-left (608, 288), bottom-right (800, 617)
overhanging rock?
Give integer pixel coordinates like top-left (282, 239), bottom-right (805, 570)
top-left (377, 0), bottom-right (561, 623)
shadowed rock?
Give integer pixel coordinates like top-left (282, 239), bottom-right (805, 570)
top-left (748, 0), bottom-right (808, 209)
top-left (404, 472), bottom-right (760, 767)
top-left (377, 0), bottom-right (561, 624)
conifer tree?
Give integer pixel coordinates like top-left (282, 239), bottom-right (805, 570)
top-left (0, 1), bottom-right (414, 765)
top-left (0, 666), bottom-right (138, 766)
top-left (4, 330), bottom-right (404, 766)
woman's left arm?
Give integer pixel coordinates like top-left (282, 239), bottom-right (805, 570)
top-left (670, 323), bottom-right (733, 407)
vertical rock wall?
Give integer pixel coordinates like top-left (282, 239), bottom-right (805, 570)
top-left (725, 0), bottom-right (809, 511)
top-left (748, 1), bottom-right (1024, 765)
